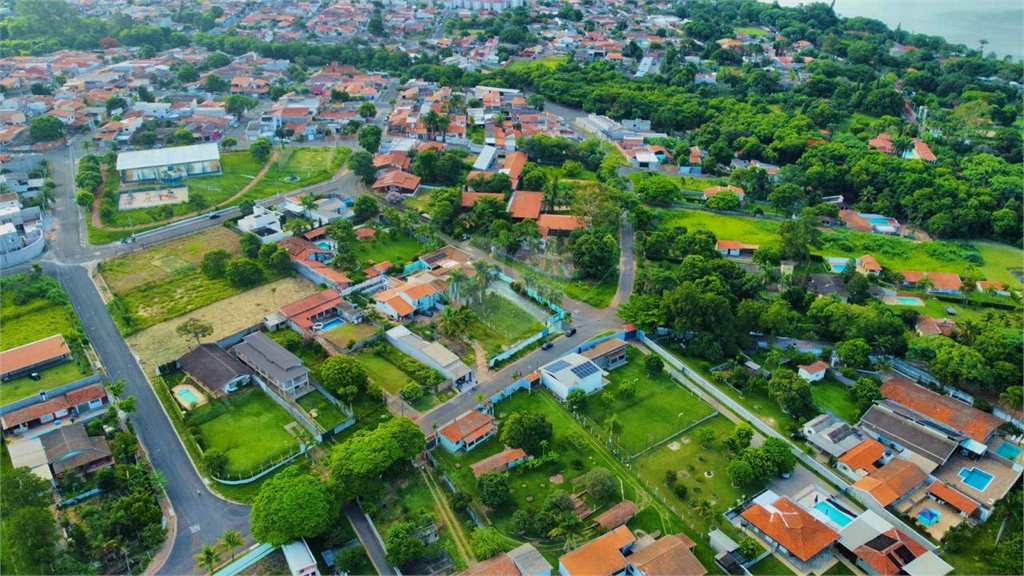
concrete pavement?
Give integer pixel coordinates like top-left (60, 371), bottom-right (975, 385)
top-left (344, 502), bottom-right (397, 576)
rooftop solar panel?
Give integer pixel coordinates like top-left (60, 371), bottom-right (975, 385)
top-left (545, 359), bottom-right (570, 373)
top-left (570, 362), bottom-right (599, 379)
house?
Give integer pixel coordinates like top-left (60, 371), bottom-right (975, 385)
top-left (679, 146), bottom-right (703, 174)
top-left (385, 325), bottom-right (474, 388)
top-left (537, 214), bottom-right (582, 237)
top-left (593, 500), bottom-right (638, 531)
top-left (868, 133), bottom-right (895, 154)
top-left (856, 255), bottom-right (883, 276)
top-left (836, 510), bottom-right (951, 576)
top-left (438, 410), bottom-right (495, 453)
top-left (580, 338), bottom-right (627, 370)
top-left (238, 205), bottom-right (286, 244)
top-left (374, 152), bottom-right (412, 173)
top-left (462, 543), bottom-right (552, 576)
top-left (177, 344), bottom-right (252, 398)
top-left (880, 378), bottom-right (1001, 444)
top-left (282, 538), bottom-right (320, 576)
top-left (803, 414), bottom-right (867, 458)
top-left (500, 151), bottom-right (528, 189)
top-left (116, 143), bottom-right (221, 184)
top-left (540, 353), bottom-right (607, 401)
top-left (852, 458), bottom-right (928, 508)
top-left (858, 404), bottom-right (959, 470)
top-left (461, 191), bottom-right (505, 210)
top-left (839, 210), bottom-right (900, 235)
top-left (903, 138), bottom-right (936, 163)
top-left (233, 332), bottom-right (311, 398)
top-left (1, 384), bottom-right (109, 436)
top-left (507, 190), bottom-right (544, 220)
top-left (798, 361), bottom-right (829, 382)
top-left (716, 240), bottom-right (759, 257)
top-left (837, 439), bottom-right (890, 480)
top-left (372, 169), bottom-right (421, 195)
top-left (702, 185), bottom-right (745, 203)
top-left (924, 272), bottom-right (962, 295)
top-left (40, 424), bottom-right (113, 480)
top-left (976, 281), bottom-right (1010, 297)
top-left (0, 334), bottom-right (72, 380)
top-left (809, 275), bottom-right (849, 302)
top-left (374, 276), bottom-right (447, 320)
top-left (470, 447), bottom-right (528, 477)
top-left (280, 290), bottom-right (363, 337)
top-left (418, 245), bottom-right (474, 274)
top-left (914, 316), bottom-right (957, 337)
top-left (559, 526), bottom-right (706, 576)
top-left (739, 492), bottom-right (839, 570)
top-left (927, 482), bottom-right (981, 521)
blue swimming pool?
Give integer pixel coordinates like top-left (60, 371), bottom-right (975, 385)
top-left (959, 467), bottom-right (994, 491)
top-left (995, 443), bottom-right (1023, 461)
top-left (176, 388), bottom-right (201, 406)
top-left (814, 501), bottom-right (853, 528)
top-left (318, 318), bottom-right (345, 331)
top-left (897, 296), bottom-right (925, 306)
top-left (865, 216), bottom-right (893, 227)
top-left (318, 241), bottom-right (332, 250)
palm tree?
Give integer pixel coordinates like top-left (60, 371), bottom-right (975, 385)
top-left (449, 268), bottom-right (469, 306)
top-left (957, 319), bottom-right (979, 345)
top-left (992, 489), bottom-right (1022, 545)
top-left (219, 530), bottom-right (245, 561)
top-left (999, 387), bottom-right (1023, 412)
top-left (605, 414), bottom-right (622, 437)
top-left (549, 512), bottom-right (585, 551)
top-left (194, 545), bottom-right (222, 575)
top-left (37, 180), bottom-right (56, 209)
top-left (692, 498), bottom-right (714, 518)
top-left (301, 194), bottom-right (319, 219)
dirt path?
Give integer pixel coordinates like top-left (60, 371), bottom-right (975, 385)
top-left (89, 151), bottom-right (280, 231)
top-left (470, 342), bottom-right (490, 382)
top-left (420, 467), bottom-right (476, 567)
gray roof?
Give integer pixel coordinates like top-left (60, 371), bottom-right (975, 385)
top-left (233, 332), bottom-right (307, 384)
top-left (40, 425), bottom-right (111, 476)
top-left (809, 274), bottom-right (849, 298)
top-left (805, 414), bottom-right (866, 458)
top-left (903, 552), bottom-right (953, 576)
top-left (116, 142), bottom-right (220, 171)
top-left (178, 343), bottom-right (251, 394)
top-left (385, 326), bottom-right (471, 381)
top-left (838, 509), bottom-right (893, 550)
top-left (859, 405), bottom-right (958, 466)
top-left (507, 543), bottom-right (552, 576)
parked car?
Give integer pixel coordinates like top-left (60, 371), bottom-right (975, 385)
top-left (564, 327), bottom-right (577, 337)
top-left (790, 430), bottom-right (807, 441)
top-left (208, 213), bottom-right (220, 220)
top-left (945, 307), bottom-right (957, 316)
top-left (541, 342), bottom-right (553, 350)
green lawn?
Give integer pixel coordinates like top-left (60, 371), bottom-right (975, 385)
top-left (323, 321), bottom-right (379, 348)
top-left (820, 560), bottom-right (856, 575)
top-left (659, 209), bottom-right (782, 245)
top-left (749, 553), bottom-right (797, 575)
top-left (354, 346), bottom-right (426, 396)
top-left (116, 269), bottom-right (242, 333)
top-left (467, 293), bottom-right (544, 357)
top-left (188, 388), bottom-right (301, 476)
top-left (810, 378), bottom-right (860, 424)
top-left (297, 390), bottom-right (349, 430)
top-left (354, 234), bottom-right (424, 268)
top-left (940, 503), bottom-right (1022, 575)
top-left (735, 26), bottom-right (770, 36)
top-left (578, 347), bottom-right (717, 456)
top-left (403, 194), bottom-right (432, 214)
top-left (0, 290), bottom-right (78, 351)
top-left (498, 256), bottom-right (618, 309)
top-left (241, 147), bottom-right (350, 202)
top-left (1, 361), bottom-right (89, 406)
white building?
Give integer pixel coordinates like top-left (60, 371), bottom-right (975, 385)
top-left (385, 325), bottom-right (473, 388)
top-left (238, 205), bottom-right (286, 244)
top-left (539, 353), bottom-right (606, 401)
top-left (282, 539), bottom-right (320, 576)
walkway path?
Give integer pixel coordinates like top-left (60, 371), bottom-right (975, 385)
top-left (420, 467), bottom-right (475, 567)
top-left (344, 501), bottom-right (398, 576)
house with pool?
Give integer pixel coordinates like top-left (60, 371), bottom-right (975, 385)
top-left (277, 289), bottom-right (364, 338)
top-left (737, 490), bottom-right (840, 572)
top-left (177, 343), bottom-right (252, 398)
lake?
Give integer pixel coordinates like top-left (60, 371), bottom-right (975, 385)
top-left (773, 0), bottom-right (1023, 60)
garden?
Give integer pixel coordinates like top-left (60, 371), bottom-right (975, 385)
top-left (575, 348), bottom-right (718, 457)
top-left (466, 293), bottom-right (545, 358)
top-left (186, 387), bottom-right (303, 478)
top-left (296, 390), bottom-right (349, 431)
top-left (353, 343), bottom-right (449, 411)
top-left (353, 233), bottom-right (424, 269)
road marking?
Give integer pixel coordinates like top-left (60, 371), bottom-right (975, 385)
top-left (189, 524), bottom-right (201, 534)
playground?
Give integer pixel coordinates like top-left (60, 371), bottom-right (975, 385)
top-left (118, 187), bottom-right (189, 211)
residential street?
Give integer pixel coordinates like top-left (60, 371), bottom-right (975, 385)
top-left (344, 502), bottom-right (398, 576)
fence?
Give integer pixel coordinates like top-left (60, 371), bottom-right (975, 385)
top-left (212, 444), bottom-right (307, 485)
top-left (215, 323), bottom-right (264, 349)
top-left (488, 329), bottom-right (549, 368)
top-left (0, 375), bottom-right (103, 416)
top-left (252, 376), bottom-right (324, 438)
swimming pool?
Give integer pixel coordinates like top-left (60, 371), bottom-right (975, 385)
top-left (317, 318), bottom-right (345, 331)
top-left (318, 241), bottom-right (333, 250)
top-left (814, 501), bottom-right (854, 528)
top-left (865, 216), bottom-right (894, 227)
top-left (995, 443), bottom-right (1023, 461)
top-left (959, 467), bottom-right (994, 491)
top-left (896, 296), bottom-right (925, 306)
top-left (176, 388), bottom-right (201, 406)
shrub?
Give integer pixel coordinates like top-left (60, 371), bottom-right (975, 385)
top-left (673, 483), bottom-right (688, 500)
top-left (203, 449), bottom-right (227, 476)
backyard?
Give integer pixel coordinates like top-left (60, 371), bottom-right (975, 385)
top-left (466, 292), bottom-right (544, 358)
top-left (2, 362), bottom-right (86, 406)
top-left (577, 347), bottom-right (718, 457)
top-left (322, 322), bottom-right (378, 349)
top-left (187, 387), bottom-right (302, 477)
top-left (353, 233), bottom-right (424, 268)
top-left (296, 390), bottom-right (349, 431)
top-left (810, 378), bottom-right (861, 424)
top-left (0, 280), bottom-right (79, 351)
top-left (98, 227), bottom-right (242, 293)
top-left (241, 146), bottom-right (351, 202)
top-left (353, 344), bottom-right (447, 411)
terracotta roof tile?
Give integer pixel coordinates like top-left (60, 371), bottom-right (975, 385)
top-left (852, 458), bottom-right (927, 507)
top-left (0, 335), bottom-right (71, 376)
top-left (559, 526), bottom-right (635, 576)
top-left (928, 482), bottom-right (979, 516)
top-left (881, 378), bottom-right (1001, 443)
top-left (838, 439), bottom-right (887, 473)
top-left (508, 191), bottom-right (543, 219)
top-left (440, 411), bottom-right (494, 445)
top-left (741, 497), bottom-right (839, 562)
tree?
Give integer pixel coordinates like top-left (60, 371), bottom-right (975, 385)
top-left (176, 318), bottom-right (214, 345)
top-left (706, 191), bottom-right (741, 211)
top-left (203, 449), bottom-right (227, 475)
top-left (75, 191), bottom-right (95, 207)
top-left (999, 386), bottom-right (1023, 411)
top-left (251, 467), bottom-right (338, 546)
top-left (204, 74), bottom-right (229, 92)
top-left (1, 467), bottom-right (52, 513)
top-left (221, 137), bottom-right (237, 150)
top-left (478, 473), bottom-right (511, 509)
top-left (353, 194), bottom-right (379, 222)
top-left (368, 14), bottom-right (385, 36)
top-left (500, 412), bottom-right (553, 455)
top-left (635, 175), bottom-right (679, 205)
top-left (201, 249), bottom-right (232, 279)
top-left (527, 94), bottom-right (545, 110)
top-left (725, 422), bottom-right (754, 453)
top-left (694, 427), bottom-right (716, 448)
top-left (583, 467), bottom-right (616, 502)
top-left (767, 183), bottom-right (805, 216)
top-left (315, 356), bottom-right (368, 395)
top-left (177, 63), bottom-right (200, 82)
top-left (225, 258), bottom-right (264, 287)
top-left (225, 95), bottom-right (258, 119)
top-left (238, 198), bottom-right (255, 216)
top-left (512, 509), bottom-right (533, 534)
top-left (347, 150), bottom-right (377, 185)
top-left (329, 418), bottom-right (424, 501)
top-left (30, 115), bottom-right (65, 142)
top-left (738, 537), bottom-right (762, 559)
top-left (385, 522), bottom-right (425, 567)
top-left (470, 527), bottom-right (505, 560)
top-left (240, 233), bottom-right (262, 258)
top-left (836, 338), bottom-right (872, 369)
top-left (778, 217), bottom-right (820, 261)
top-left (572, 233), bottom-right (619, 280)
top-left (760, 437), bottom-right (797, 475)
top-left (172, 128), bottom-right (195, 145)
top-left (219, 530), bottom-right (245, 561)
top-left (566, 389), bottom-right (587, 412)
top-left (767, 371), bottom-right (816, 416)
top-left (727, 459), bottom-right (755, 486)
top-left (358, 124), bottom-right (382, 153)
top-left (270, 250), bottom-right (293, 275)
top-left (249, 137), bottom-right (273, 163)
top-left (1, 506), bottom-right (58, 575)
top-left (259, 243), bottom-right (278, 267)
top-left (194, 545), bottom-right (221, 574)
top-left (105, 96), bottom-right (127, 113)
top-left (851, 377), bottom-right (883, 412)
top-left (358, 102), bottom-right (378, 119)
top-left (644, 354), bottom-right (664, 376)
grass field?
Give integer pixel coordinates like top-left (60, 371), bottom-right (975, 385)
top-left (403, 193), bottom-right (432, 214)
top-left (99, 227), bottom-right (242, 293)
top-left (1, 362), bottom-right (87, 406)
top-left (118, 270), bottom-right (243, 332)
top-left (810, 378), bottom-right (860, 424)
top-left (296, 391), bottom-right (349, 430)
top-left (0, 294), bottom-right (77, 351)
top-left (467, 293), bottom-right (544, 357)
top-left (354, 234), bottom-right (424, 268)
top-left (241, 147), bottom-right (351, 202)
top-left (125, 277), bottom-right (320, 372)
top-left (578, 348), bottom-right (717, 456)
top-left (735, 26), bottom-right (770, 36)
top-left (190, 387), bottom-right (300, 476)
top-left (748, 553), bottom-right (797, 575)
top-left (498, 256), bottom-right (619, 309)
top-left (354, 346), bottom-right (422, 395)
top-left (323, 322), bottom-right (378, 348)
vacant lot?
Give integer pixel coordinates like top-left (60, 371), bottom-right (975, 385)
top-left (2, 362), bottom-right (87, 406)
top-left (578, 347), bottom-right (717, 456)
top-left (126, 277), bottom-right (320, 372)
top-left (242, 146), bottom-right (351, 202)
top-left (811, 378), bottom-right (860, 424)
top-left (0, 295), bottom-right (77, 352)
top-left (120, 271), bottom-right (242, 332)
top-left (354, 233), bottom-right (423, 268)
top-left (99, 227), bottom-right (242, 293)
top-left (189, 387), bottom-right (300, 476)
top-left (296, 391), bottom-right (348, 430)
top-left (353, 346), bottom-right (421, 395)
top-left (323, 322), bottom-right (378, 348)
top-left (467, 293), bottom-right (544, 357)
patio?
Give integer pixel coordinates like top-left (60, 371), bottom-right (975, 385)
top-left (898, 486), bottom-right (964, 539)
top-left (935, 451), bottom-right (1023, 505)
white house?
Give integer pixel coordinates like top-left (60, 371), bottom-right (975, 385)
top-left (539, 353), bottom-right (606, 401)
top-left (282, 539), bottom-right (320, 576)
top-left (237, 205), bottom-right (286, 244)
top-left (798, 361), bottom-right (829, 382)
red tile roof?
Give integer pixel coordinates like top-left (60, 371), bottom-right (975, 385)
top-left (717, 240), bottom-right (742, 250)
top-left (799, 361), bottom-right (829, 375)
top-left (461, 191), bottom-right (504, 208)
top-left (929, 482), bottom-right (979, 516)
top-left (853, 528), bottom-right (927, 576)
top-left (628, 534), bottom-right (706, 576)
top-left (470, 447), bottom-right (527, 477)
top-left (372, 170), bottom-right (421, 192)
top-left (2, 384), bottom-right (107, 430)
top-left (900, 270), bottom-right (927, 284)
top-left (852, 458), bottom-right (927, 507)
top-left (0, 334), bottom-right (71, 377)
top-left (593, 500), bottom-right (638, 530)
top-left (537, 214), bottom-right (581, 234)
top-left (508, 191), bottom-right (543, 219)
top-left (926, 272), bottom-right (961, 292)
top-left (741, 497), bottom-right (839, 562)
top-left (859, 254), bottom-right (882, 272)
top-left (704, 185), bottom-right (745, 200)
top-left (356, 228), bottom-right (377, 240)
top-left (502, 151), bottom-right (528, 186)
top-left (881, 378), bottom-right (1000, 443)
top-left (838, 439), bottom-right (887, 473)
top-left (439, 411), bottom-right (494, 445)
top-left (560, 526), bottom-right (635, 576)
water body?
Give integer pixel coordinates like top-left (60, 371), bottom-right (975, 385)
top-left (773, 0), bottom-right (1023, 60)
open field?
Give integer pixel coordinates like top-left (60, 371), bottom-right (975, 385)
top-left (98, 227), bottom-right (242, 293)
top-left (735, 26), bottom-right (770, 36)
top-left (296, 390), bottom-right (348, 430)
top-left (810, 378), bottom-right (860, 424)
top-left (354, 233), bottom-right (423, 268)
top-left (119, 271), bottom-right (242, 332)
top-left (467, 293), bottom-right (544, 357)
top-left (241, 147), bottom-right (351, 202)
top-left (0, 295), bottom-right (77, 351)
top-left (354, 347), bottom-right (417, 395)
top-left (189, 387), bottom-right (300, 476)
top-left (323, 322), bottom-right (378, 348)
top-left (126, 277), bottom-right (320, 372)
top-left (659, 208), bottom-right (1024, 288)
top-left (2, 362), bottom-right (87, 406)
top-left (578, 347), bottom-right (717, 456)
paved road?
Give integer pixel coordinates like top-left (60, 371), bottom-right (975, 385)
top-left (344, 502), bottom-right (397, 576)
top-left (47, 263), bottom-right (253, 576)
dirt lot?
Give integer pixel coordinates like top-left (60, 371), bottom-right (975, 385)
top-left (126, 277), bottom-right (320, 373)
top-left (98, 227), bottom-right (243, 294)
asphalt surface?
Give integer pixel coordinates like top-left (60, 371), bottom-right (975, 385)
top-left (344, 502), bottom-right (397, 576)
